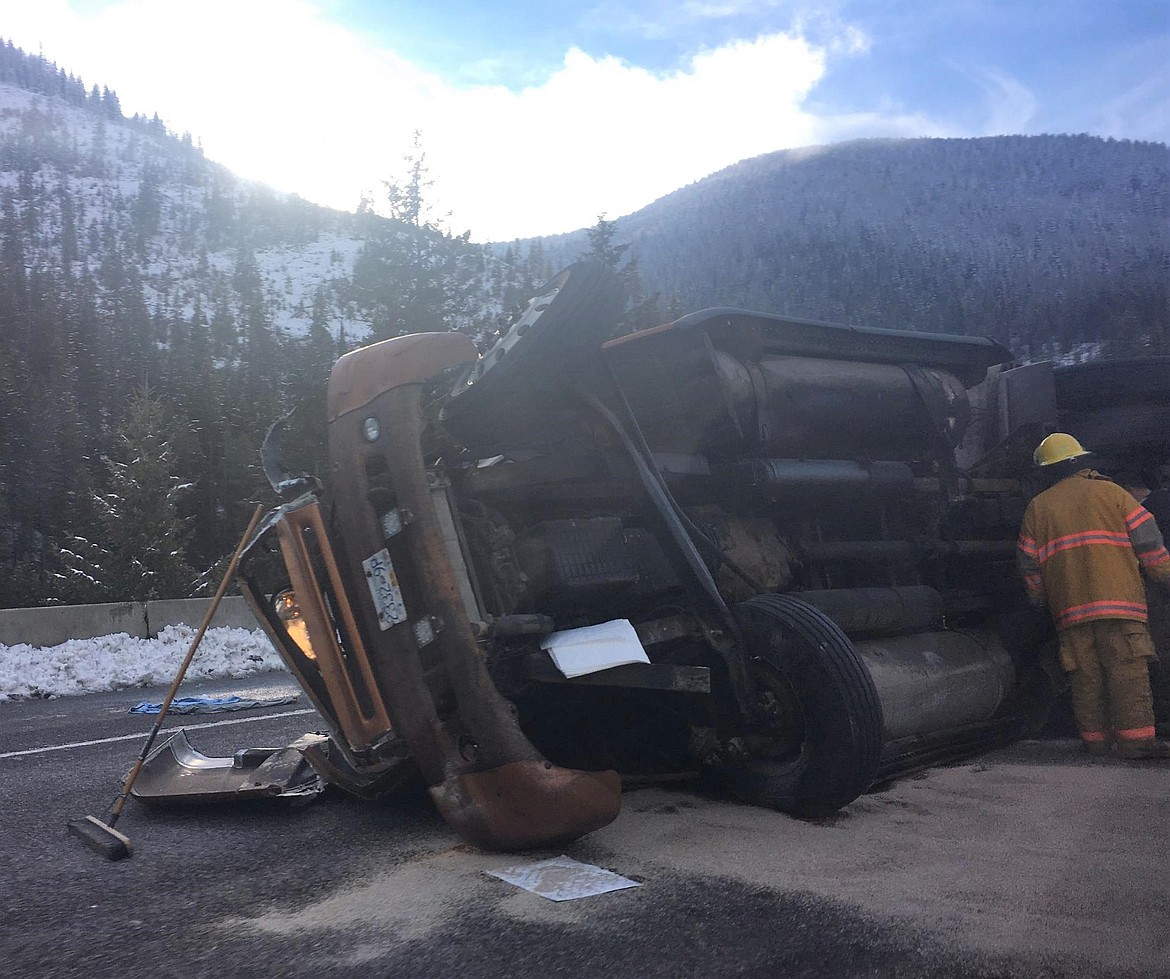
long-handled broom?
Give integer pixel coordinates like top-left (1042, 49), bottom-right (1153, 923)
top-left (67, 505), bottom-right (266, 860)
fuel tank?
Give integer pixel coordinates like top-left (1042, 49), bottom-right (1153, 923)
top-left (853, 630), bottom-right (1015, 741)
top-left (602, 312), bottom-right (991, 460)
top-left (715, 351), bottom-right (970, 460)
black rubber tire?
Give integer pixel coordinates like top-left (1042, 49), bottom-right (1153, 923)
top-left (722, 594), bottom-right (884, 818)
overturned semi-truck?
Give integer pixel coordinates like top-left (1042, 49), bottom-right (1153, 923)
top-left (131, 259), bottom-right (1169, 849)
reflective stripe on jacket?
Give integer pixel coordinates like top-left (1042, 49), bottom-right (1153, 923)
top-left (1017, 469), bottom-right (1170, 630)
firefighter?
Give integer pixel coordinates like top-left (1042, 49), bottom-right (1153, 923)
top-left (1017, 433), bottom-right (1170, 759)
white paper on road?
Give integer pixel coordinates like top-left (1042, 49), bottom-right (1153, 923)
top-left (540, 618), bottom-right (649, 678)
top-left (485, 855), bottom-right (641, 901)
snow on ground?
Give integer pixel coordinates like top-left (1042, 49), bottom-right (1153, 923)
top-left (258, 235), bottom-right (372, 342)
top-left (0, 625), bottom-right (286, 702)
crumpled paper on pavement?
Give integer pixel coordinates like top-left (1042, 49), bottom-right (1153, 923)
top-left (485, 855), bottom-right (641, 901)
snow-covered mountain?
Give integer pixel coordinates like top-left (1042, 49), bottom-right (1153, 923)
top-left (0, 40), bottom-right (550, 610)
top-left (532, 135), bottom-right (1170, 362)
top-left (0, 80), bottom-right (372, 343)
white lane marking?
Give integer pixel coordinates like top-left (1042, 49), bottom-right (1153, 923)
top-left (0, 708), bottom-right (319, 759)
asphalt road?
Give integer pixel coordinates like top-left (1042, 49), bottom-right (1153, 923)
top-left (1, 672), bottom-right (1166, 979)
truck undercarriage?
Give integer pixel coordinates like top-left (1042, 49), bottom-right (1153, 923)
top-left (132, 259), bottom-right (1170, 849)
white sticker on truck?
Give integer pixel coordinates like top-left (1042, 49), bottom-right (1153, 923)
top-left (362, 548), bottom-right (408, 630)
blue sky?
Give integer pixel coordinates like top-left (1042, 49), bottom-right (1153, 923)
top-left (334, 0), bottom-right (1168, 138)
top-left (1, 0), bottom-right (1166, 240)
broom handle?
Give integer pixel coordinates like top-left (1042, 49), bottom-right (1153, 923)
top-left (106, 504), bottom-right (266, 825)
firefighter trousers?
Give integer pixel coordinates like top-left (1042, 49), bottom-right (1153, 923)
top-left (1058, 619), bottom-right (1157, 744)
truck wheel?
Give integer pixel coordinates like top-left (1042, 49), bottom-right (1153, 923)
top-left (721, 594), bottom-right (884, 818)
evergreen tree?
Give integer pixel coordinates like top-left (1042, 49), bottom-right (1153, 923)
top-left (132, 164), bottom-right (162, 249)
top-left (350, 131), bottom-right (479, 338)
top-left (80, 388), bottom-right (195, 601)
top-left (583, 213), bottom-right (630, 272)
top-left (101, 85), bottom-right (122, 119)
top-left (525, 238), bottom-right (551, 285)
top-left (209, 300), bottom-right (236, 356)
top-left (582, 213), bottom-right (655, 333)
top-left (308, 284), bottom-right (340, 374)
top-left (56, 487), bottom-right (112, 606)
top-left (58, 185), bottom-right (79, 267)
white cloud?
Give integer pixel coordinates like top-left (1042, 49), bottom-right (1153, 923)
top-left (963, 65), bottom-right (1038, 135)
top-left (582, 0), bottom-right (793, 41)
top-left (812, 105), bottom-right (953, 145)
top-left (1099, 70), bottom-right (1170, 144)
top-left (0, 0), bottom-right (880, 241)
top-left (424, 35), bottom-right (828, 238)
top-left (0, 0), bottom-right (435, 208)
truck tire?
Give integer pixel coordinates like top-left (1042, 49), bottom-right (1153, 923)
top-left (722, 594), bottom-right (884, 818)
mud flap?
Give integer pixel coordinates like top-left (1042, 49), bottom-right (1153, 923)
top-left (431, 765), bottom-right (622, 850)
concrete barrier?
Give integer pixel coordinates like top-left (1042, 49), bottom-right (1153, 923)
top-left (0, 596), bottom-right (260, 648)
top-left (0, 601), bottom-right (149, 648)
top-left (146, 596), bottom-right (258, 633)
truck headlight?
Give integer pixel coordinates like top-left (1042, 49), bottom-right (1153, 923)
top-left (274, 589), bottom-right (317, 661)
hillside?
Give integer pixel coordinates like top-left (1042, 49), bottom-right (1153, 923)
top-left (536, 135), bottom-right (1169, 360)
top-left (0, 42), bottom-right (548, 608)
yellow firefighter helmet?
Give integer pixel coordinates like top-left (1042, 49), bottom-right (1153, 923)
top-left (1034, 432), bottom-right (1090, 467)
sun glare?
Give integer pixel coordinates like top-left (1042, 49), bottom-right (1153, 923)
top-left (0, 0), bottom-right (850, 240)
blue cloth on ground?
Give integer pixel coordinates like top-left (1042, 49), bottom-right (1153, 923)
top-left (128, 694), bottom-right (298, 714)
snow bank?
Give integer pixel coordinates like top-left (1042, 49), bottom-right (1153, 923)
top-left (0, 625), bottom-right (286, 702)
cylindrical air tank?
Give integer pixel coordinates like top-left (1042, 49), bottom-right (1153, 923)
top-left (852, 630), bottom-right (1015, 741)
